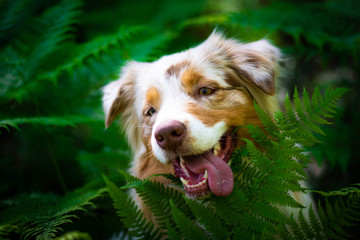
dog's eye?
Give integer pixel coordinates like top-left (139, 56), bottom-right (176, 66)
top-left (146, 107), bottom-right (156, 116)
top-left (199, 87), bottom-right (214, 96)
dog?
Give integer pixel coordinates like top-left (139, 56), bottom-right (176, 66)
top-left (102, 31), bottom-right (311, 222)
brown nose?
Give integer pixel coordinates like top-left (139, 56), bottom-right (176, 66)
top-left (155, 120), bottom-right (186, 151)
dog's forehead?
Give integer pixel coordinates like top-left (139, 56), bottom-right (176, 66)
top-left (137, 48), bottom-right (229, 97)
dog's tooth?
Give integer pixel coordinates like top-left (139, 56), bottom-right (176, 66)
top-left (214, 142), bottom-right (221, 156)
top-left (214, 142), bottom-right (221, 151)
top-left (180, 160), bottom-right (186, 169)
top-left (180, 160), bottom-right (190, 178)
top-left (204, 170), bottom-right (208, 179)
top-left (180, 177), bottom-right (189, 186)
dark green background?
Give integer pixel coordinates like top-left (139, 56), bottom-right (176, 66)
top-left (0, 0), bottom-right (359, 238)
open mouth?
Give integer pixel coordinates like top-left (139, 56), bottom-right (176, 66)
top-left (172, 132), bottom-right (237, 198)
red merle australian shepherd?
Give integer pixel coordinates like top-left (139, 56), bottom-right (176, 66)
top-left (102, 31), bottom-right (311, 222)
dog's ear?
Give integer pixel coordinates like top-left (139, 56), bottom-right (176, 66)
top-left (102, 63), bottom-right (137, 128)
top-left (233, 40), bottom-right (280, 95)
top-left (204, 33), bottom-right (281, 95)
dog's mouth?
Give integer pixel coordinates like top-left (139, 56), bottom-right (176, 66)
top-left (172, 132), bottom-right (237, 198)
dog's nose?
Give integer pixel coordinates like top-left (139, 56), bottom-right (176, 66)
top-left (155, 120), bottom-right (186, 151)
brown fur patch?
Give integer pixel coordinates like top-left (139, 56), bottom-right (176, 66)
top-left (186, 89), bottom-right (261, 127)
top-left (181, 68), bottom-right (203, 94)
top-left (145, 86), bottom-right (162, 110)
top-left (141, 86), bottom-right (161, 146)
top-left (234, 53), bottom-right (276, 95)
top-left (134, 152), bottom-right (174, 223)
top-left (244, 53), bottom-right (263, 67)
top-left (136, 152), bottom-right (174, 180)
top-left (224, 69), bottom-right (242, 88)
top-left (166, 60), bottom-right (191, 78)
top-left (106, 78), bottom-right (134, 127)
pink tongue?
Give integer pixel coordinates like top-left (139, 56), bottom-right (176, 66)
top-left (183, 151), bottom-right (234, 196)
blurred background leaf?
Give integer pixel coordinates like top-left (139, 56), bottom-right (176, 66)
top-left (0, 0), bottom-right (359, 238)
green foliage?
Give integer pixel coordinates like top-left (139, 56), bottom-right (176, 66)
top-left (106, 88), bottom-right (360, 239)
top-left (55, 231), bottom-right (92, 240)
top-left (0, 187), bottom-right (105, 240)
top-left (104, 176), bottom-right (163, 240)
top-left (281, 87), bottom-right (350, 147)
top-left (279, 186), bottom-right (360, 240)
top-left (1, 0), bottom-right (359, 238)
top-left (1, 0), bottom-right (184, 238)
top-left (0, 115), bottom-right (99, 132)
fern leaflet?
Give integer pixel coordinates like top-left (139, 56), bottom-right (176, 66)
top-left (103, 175), bottom-right (163, 240)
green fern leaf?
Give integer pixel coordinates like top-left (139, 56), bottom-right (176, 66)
top-left (25, 0), bottom-right (83, 78)
top-left (185, 198), bottom-right (229, 239)
top-left (0, 0), bottom-right (28, 38)
top-left (282, 87), bottom-right (349, 147)
top-left (0, 115), bottom-right (100, 132)
top-left (170, 200), bottom-right (209, 240)
top-left (244, 124), bottom-right (271, 146)
top-left (298, 209), bottom-right (315, 239)
top-left (119, 171), bottom-right (192, 231)
top-left (308, 204), bottom-right (322, 238)
top-left (38, 25), bottom-right (148, 83)
top-left (293, 88), bottom-right (326, 136)
top-left (287, 214), bottom-right (306, 240)
top-left (166, 222), bottom-right (181, 240)
top-left (103, 175), bottom-right (163, 240)
top-left (0, 187), bottom-right (105, 240)
top-left (253, 103), bottom-right (278, 137)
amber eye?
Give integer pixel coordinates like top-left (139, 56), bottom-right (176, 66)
top-left (199, 87), bottom-right (214, 96)
top-left (146, 107), bottom-right (156, 116)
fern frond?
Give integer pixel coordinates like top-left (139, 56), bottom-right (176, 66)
top-left (283, 87), bottom-right (349, 147)
top-left (0, 115), bottom-right (101, 132)
top-left (166, 222), bottom-right (181, 240)
top-left (170, 200), bottom-right (209, 240)
top-left (1, 0), bottom-right (83, 102)
top-left (308, 204), bottom-right (322, 236)
top-left (52, 230), bottom-right (91, 240)
top-left (38, 25), bottom-right (148, 83)
top-left (0, 224), bottom-right (18, 240)
top-left (253, 103), bottom-right (278, 137)
top-left (185, 198), bottom-right (229, 239)
top-left (25, 0), bottom-right (83, 77)
top-left (106, 87), bottom-right (350, 239)
top-left (0, 187), bottom-right (105, 240)
top-left (179, 14), bottom-right (229, 30)
top-left (244, 124), bottom-right (271, 146)
top-left (103, 175), bottom-right (163, 240)
top-left (284, 92), bottom-right (320, 146)
top-left (297, 209), bottom-right (315, 239)
top-left (312, 183), bottom-right (360, 197)
top-left (284, 187), bottom-right (360, 240)
top-left (0, 0), bottom-right (28, 39)
top-left (119, 171), bottom-right (192, 232)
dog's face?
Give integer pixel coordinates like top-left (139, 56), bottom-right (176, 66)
top-left (103, 32), bottom-right (280, 198)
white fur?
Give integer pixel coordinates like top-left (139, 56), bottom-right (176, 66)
top-left (102, 31), bottom-right (315, 225)
top-left (102, 31), bottom-right (280, 174)
top-left (102, 80), bottom-right (122, 119)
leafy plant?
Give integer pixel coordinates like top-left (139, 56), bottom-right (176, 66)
top-left (0, 0), bottom-right (181, 238)
top-left (105, 87), bottom-right (360, 239)
top-left (0, 187), bottom-right (106, 240)
top-left (1, 0), bottom-right (359, 238)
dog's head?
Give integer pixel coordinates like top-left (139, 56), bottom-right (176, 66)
top-left (103, 32), bottom-right (280, 198)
